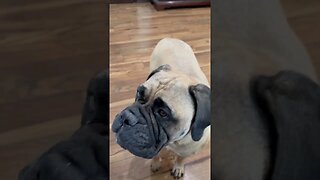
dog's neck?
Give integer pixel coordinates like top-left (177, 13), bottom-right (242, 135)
top-left (166, 126), bottom-right (210, 157)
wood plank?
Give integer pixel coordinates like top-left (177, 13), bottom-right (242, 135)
top-left (0, 91), bottom-right (84, 132)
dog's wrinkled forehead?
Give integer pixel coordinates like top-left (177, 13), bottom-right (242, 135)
top-left (142, 64), bottom-right (198, 99)
top-left (138, 64), bottom-right (195, 124)
top-left (142, 65), bottom-right (189, 100)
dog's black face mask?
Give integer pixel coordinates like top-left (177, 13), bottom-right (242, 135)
top-left (111, 101), bottom-right (169, 159)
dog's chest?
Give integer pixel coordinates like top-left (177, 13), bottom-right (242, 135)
top-left (166, 130), bottom-right (210, 157)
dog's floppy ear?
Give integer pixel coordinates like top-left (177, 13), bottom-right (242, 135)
top-left (189, 84), bottom-right (211, 141)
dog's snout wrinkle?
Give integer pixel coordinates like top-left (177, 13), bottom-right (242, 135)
top-left (112, 114), bottom-right (124, 133)
top-left (123, 110), bottom-right (139, 126)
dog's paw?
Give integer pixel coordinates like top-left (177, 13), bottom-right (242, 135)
top-left (171, 163), bottom-right (184, 179)
top-left (150, 158), bottom-right (161, 172)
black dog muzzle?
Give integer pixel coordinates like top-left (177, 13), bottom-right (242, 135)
top-left (112, 103), bottom-right (168, 159)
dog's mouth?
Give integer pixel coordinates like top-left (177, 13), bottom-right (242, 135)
top-left (111, 103), bottom-right (169, 159)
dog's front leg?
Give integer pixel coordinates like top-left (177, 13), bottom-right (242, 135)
top-left (150, 149), bottom-right (168, 172)
top-left (171, 155), bottom-right (185, 179)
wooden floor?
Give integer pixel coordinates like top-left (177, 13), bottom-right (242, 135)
top-left (109, 3), bottom-right (211, 180)
top-left (0, 0), bottom-right (107, 179)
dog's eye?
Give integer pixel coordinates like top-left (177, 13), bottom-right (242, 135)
top-left (158, 109), bottom-right (168, 117)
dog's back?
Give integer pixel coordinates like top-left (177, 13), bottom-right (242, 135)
top-left (150, 38), bottom-right (209, 86)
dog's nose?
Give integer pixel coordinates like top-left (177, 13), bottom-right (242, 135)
top-left (112, 107), bottom-right (140, 133)
top-left (122, 109), bottom-right (139, 126)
